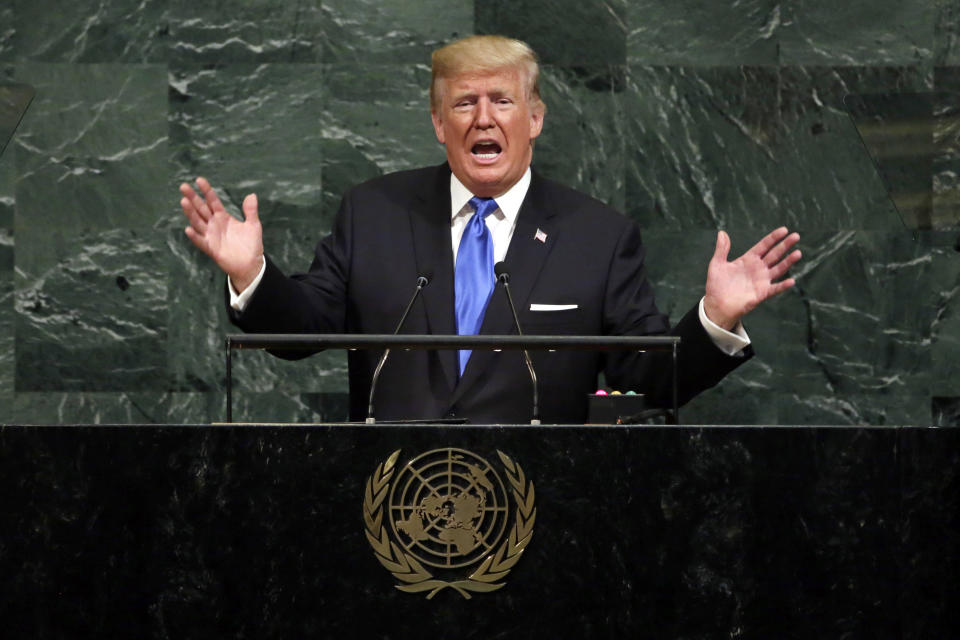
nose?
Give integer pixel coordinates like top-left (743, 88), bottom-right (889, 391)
top-left (474, 98), bottom-right (494, 129)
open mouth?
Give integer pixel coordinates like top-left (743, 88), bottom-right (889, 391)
top-left (471, 141), bottom-right (502, 160)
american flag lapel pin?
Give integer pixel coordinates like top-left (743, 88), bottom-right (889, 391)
top-left (535, 228), bottom-right (547, 243)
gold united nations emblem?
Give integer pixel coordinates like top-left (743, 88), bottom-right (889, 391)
top-left (362, 448), bottom-right (536, 599)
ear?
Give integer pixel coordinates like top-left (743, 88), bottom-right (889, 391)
top-left (529, 105), bottom-right (544, 141)
top-left (431, 111), bottom-right (446, 145)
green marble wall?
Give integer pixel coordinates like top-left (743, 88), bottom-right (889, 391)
top-left (1, 0), bottom-right (958, 425)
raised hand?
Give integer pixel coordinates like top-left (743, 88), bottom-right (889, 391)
top-left (703, 227), bottom-right (801, 331)
top-left (179, 177), bottom-right (264, 292)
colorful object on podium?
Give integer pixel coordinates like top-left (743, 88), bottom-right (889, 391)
top-left (587, 389), bottom-right (647, 424)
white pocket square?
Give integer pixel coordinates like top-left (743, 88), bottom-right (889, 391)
top-left (530, 304), bottom-right (579, 311)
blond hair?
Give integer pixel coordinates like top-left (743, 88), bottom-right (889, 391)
top-left (430, 35), bottom-right (545, 114)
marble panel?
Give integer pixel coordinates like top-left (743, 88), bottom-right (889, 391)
top-left (775, 66), bottom-right (931, 231)
top-left (1, 150), bottom-right (13, 408)
top-left (168, 64), bottom-right (325, 210)
top-left (535, 66), bottom-right (626, 211)
top-left (0, 269), bottom-right (9, 414)
top-left (929, 70), bottom-right (960, 240)
top-left (623, 66), bottom-right (782, 231)
top-left (928, 236), bottom-right (960, 397)
top-left (635, 229), bottom-right (718, 319)
top-left (778, 393), bottom-right (933, 425)
top-left (10, 63), bottom-right (168, 258)
top-left (936, 2), bottom-right (960, 65)
top-left (9, 0), bottom-right (170, 63)
top-left (12, 63), bottom-right (169, 393)
top-left (9, 0), bottom-right (323, 64)
top-left (13, 63), bottom-right (167, 190)
top-left (9, 390), bottom-right (347, 425)
top-left (165, 391), bottom-right (224, 424)
top-left (165, 0), bottom-right (324, 64)
top-left (931, 395), bottom-right (960, 425)
top-left (627, 0), bottom-right (780, 66)
top-left (778, 0), bottom-right (936, 66)
top-left (227, 390), bottom-right (350, 424)
top-left (0, 4), bottom-right (13, 62)
top-left (14, 228), bottom-right (168, 392)
top-left (475, 0), bottom-right (627, 67)
top-left (11, 392), bottom-right (173, 424)
top-left (775, 231), bottom-right (934, 403)
top-left (320, 63), bottom-right (442, 212)
top-left (322, 0), bottom-right (472, 63)
top-left (679, 387), bottom-right (780, 426)
top-left (770, 67), bottom-right (932, 231)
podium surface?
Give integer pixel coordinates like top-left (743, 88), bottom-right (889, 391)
top-left (1, 423), bottom-right (956, 638)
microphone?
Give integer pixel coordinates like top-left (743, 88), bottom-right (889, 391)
top-left (366, 274), bottom-right (430, 424)
top-left (494, 262), bottom-right (540, 425)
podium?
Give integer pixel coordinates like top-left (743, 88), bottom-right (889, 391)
top-left (0, 422), bottom-right (956, 638)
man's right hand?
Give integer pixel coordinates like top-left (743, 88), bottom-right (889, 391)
top-left (179, 177), bottom-right (264, 293)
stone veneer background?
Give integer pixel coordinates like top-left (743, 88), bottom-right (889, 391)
top-left (1, 0), bottom-right (958, 425)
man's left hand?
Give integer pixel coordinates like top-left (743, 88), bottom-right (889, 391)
top-left (703, 227), bottom-right (801, 331)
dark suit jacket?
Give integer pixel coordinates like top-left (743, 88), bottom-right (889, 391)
top-left (230, 163), bottom-right (752, 423)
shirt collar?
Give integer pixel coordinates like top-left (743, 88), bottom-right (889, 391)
top-left (449, 167), bottom-right (532, 224)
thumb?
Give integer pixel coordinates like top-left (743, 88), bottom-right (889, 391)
top-left (242, 193), bottom-right (259, 224)
top-left (712, 230), bottom-right (730, 263)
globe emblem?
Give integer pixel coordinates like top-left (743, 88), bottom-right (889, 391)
top-left (389, 448), bottom-right (510, 569)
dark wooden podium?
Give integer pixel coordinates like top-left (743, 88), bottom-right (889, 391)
top-left (0, 423), bottom-right (956, 639)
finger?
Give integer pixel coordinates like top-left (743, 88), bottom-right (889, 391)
top-left (180, 196), bottom-right (208, 233)
top-left (242, 193), bottom-right (259, 224)
top-left (180, 182), bottom-right (210, 222)
top-left (748, 226), bottom-right (790, 258)
top-left (766, 277), bottom-right (796, 298)
top-left (179, 182), bottom-right (198, 201)
top-left (184, 225), bottom-right (209, 254)
top-left (712, 230), bottom-right (731, 263)
top-left (762, 231), bottom-right (800, 267)
top-left (187, 187), bottom-right (212, 222)
top-left (196, 176), bottom-right (227, 215)
top-left (768, 249), bottom-right (802, 281)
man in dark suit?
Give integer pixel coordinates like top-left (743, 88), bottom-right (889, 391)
top-left (179, 35), bottom-right (801, 424)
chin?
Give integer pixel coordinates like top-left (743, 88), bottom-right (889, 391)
top-left (466, 171), bottom-right (508, 191)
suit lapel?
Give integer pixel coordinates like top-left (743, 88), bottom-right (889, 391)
top-left (408, 163), bottom-right (459, 391)
top-left (452, 169), bottom-right (559, 405)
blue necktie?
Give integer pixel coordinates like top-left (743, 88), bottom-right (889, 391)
top-left (455, 196), bottom-right (499, 376)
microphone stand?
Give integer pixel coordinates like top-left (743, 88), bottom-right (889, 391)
top-left (366, 276), bottom-right (428, 424)
top-left (495, 263), bottom-right (540, 425)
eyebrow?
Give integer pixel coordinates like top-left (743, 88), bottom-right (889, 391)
top-left (450, 87), bottom-right (514, 102)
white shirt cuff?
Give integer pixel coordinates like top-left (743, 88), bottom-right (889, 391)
top-left (228, 258), bottom-right (267, 312)
top-left (698, 297), bottom-right (750, 356)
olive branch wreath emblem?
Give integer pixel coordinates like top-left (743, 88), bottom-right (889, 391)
top-left (362, 449), bottom-right (536, 599)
